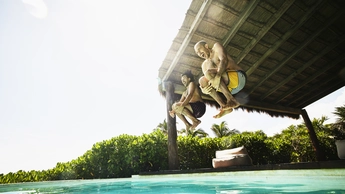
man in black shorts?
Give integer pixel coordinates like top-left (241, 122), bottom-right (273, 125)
top-left (169, 71), bottom-right (206, 131)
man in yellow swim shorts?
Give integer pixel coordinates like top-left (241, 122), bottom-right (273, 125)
top-left (194, 40), bottom-right (247, 118)
top-left (222, 70), bottom-right (246, 95)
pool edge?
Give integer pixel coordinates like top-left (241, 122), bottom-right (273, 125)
top-left (136, 160), bottom-right (345, 176)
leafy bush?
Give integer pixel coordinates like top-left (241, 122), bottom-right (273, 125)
top-left (230, 130), bottom-right (272, 165)
top-left (1, 120), bottom-right (341, 184)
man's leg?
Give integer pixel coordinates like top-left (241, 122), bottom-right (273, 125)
top-left (199, 76), bottom-right (234, 118)
top-left (218, 79), bottom-right (240, 109)
top-left (181, 108), bottom-right (201, 130)
top-left (199, 76), bottom-right (227, 107)
top-left (172, 103), bottom-right (192, 129)
top-left (176, 113), bottom-right (192, 130)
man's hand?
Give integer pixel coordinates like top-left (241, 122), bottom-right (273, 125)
top-left (209, 75), bottom-right (221, 90)
top-left (174, 103), bottom-right (184, 114)
top-left (175, 102), bottom-right (183, 106)
top-left (200, 84), bottom-right (213, 94)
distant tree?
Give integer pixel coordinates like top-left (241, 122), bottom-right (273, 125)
top-left (154, 119), bottom-right (168, 135)
top-left (310, 116), bottom-right (329, 131)
top-left (290, 123), bottom-right (315, 162)
top-left (309, 116), bottom-right (339, 160)
top-left (179, 128), bottom-right (208, 138)
top-left (274, 117), bottom-right (333, 163)
top-left (332, 104), bottom-right (345, 135)
top-left (211, 121), bottom-right (240, 137)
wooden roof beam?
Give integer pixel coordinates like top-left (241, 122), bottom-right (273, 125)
top-left (261, 34), bottom-right (345, 100)
top-left (235, 0), bottom-right (295, 64)
top-left (276, 53), bottom-right (345, 104)
top-left (222, 0), bottom-right (260, 46)
top-left (291, 79), bottom-right (345, 108)
top-left (245, 0), bottom-right (323, 77)
top-left (236, 97), bottom-right (301, 116)
top-left (162, 0), bottom-right (213, 82)
top-left (243, 9), bottom-right (345, 98)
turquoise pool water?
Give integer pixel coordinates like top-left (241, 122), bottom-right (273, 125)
top-left (1, 169), bottom-right (344, 193)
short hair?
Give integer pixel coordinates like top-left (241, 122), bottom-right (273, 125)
top-left (194, 40), bottom-right (207, 50)
top-left (181, 70), bottom-right (194, 82)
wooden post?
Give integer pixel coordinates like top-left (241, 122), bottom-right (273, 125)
top-left (163, 81), bottom-right (179, 170)
top-left (301, 109), bottom-right (325, 161)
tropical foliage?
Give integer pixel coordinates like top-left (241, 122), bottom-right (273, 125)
top-left (1, 112), bottom-right (342, 184)
top-left (211, 121), bottom-right (240, 137)
top-left (178, 128), bottom-right (209, 138)
top-left (153, 119), bottom-right (168, 135)
top-left (331, 104), bottom-right (345, 139)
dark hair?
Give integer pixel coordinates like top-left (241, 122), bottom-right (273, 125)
top-left (181, 70), bottom-right (194, 82)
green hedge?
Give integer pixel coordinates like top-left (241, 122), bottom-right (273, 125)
top-left (0, 126), bottom-right (340, 184)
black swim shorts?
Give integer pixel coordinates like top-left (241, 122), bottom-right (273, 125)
top-left (190, 101), bottom-right (206, 118)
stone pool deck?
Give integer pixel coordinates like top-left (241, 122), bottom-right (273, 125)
top-left (138, 160), bottom-right (345, 176)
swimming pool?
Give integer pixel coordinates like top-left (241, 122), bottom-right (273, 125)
top-left (1, 169), bottom-right (344, 193)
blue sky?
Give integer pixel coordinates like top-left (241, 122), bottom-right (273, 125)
top-left (1, 0), bottom-right (344, 174)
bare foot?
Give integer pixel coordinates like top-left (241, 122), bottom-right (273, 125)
top-left (213, 108), bottom-right (233, 118)
top-left (222, 105), bottom-right (233, 111)
top-left (191, 119), bottom-right (201, 130)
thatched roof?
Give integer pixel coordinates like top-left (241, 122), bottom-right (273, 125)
top-left (158, 0), bottom-right (345, 119)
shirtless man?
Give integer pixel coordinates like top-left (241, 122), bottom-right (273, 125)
top-left (169, 71), bottom-right (206, 130)
top-left (194, 40), bottom-right (246, 118)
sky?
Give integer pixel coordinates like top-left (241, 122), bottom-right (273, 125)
top-left (1, 0), bottom-right (344, 174)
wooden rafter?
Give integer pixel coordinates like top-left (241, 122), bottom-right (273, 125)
top-left (276, 53), bottom-right (345, 104)
top-left (288, 79), bottom-right (337, 107)
top-left (235, 0), bottom-right (295, 64)
top-left (162, 0), bottom-right (213, 82)
top-left (293, 79), bottom-right (345, 108)
top-left (236, 97), bottom-right (301, 116)
top-left (245, 0), bottom-right (323, 77)
top-left (261, 34), bottom-right (345, 100)
top-left (222, 0), bottom-right (260, 46)
top-left (245, 10), bottom-right (345, 99)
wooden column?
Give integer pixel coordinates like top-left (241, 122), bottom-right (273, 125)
top-left (163, 81), bottom-right (179, 170)
top-left (301, 109), bottom-right (325, 161)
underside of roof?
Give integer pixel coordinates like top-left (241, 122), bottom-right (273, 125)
top-left (158, 0), bottom-right (345, 119)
